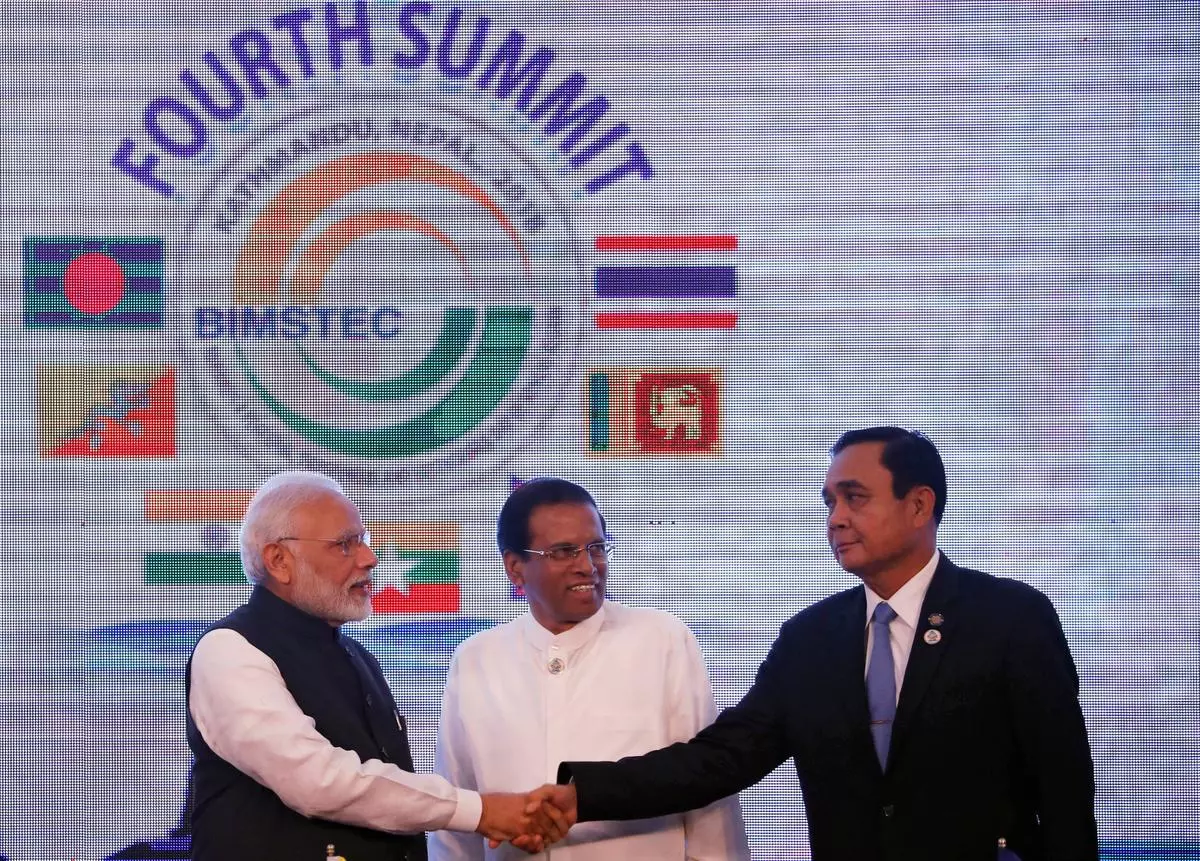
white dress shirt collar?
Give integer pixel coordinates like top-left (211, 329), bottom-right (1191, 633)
top-left (864, 548), bottom-right (940, 630)
top-left (519, 601), bottom-right (608, 653)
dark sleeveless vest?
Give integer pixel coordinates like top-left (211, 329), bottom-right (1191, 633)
top-left (186, 586), bottom-right (427, 860)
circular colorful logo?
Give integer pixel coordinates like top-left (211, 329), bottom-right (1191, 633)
top-left (176, 100), bottom-right (586, 487)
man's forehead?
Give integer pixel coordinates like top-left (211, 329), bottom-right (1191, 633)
top-left (825, 442), bottom-right (889, 480)
top-left (823, 477), bottom-right (869, 493)
top-left (529, 502), bottom-right (603, 533)
top-left (296, 490), bottom-right (359, 520)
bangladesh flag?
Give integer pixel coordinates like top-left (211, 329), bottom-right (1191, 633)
top-left (23, 236), bottom-right (163, 329)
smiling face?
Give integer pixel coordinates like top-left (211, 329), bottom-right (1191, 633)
top-left (822, 441), bottom-right (937, 598)
top-left (262, 490), bottom-right (378, 625)
top-left (504, 502), bottom-right (608, 634)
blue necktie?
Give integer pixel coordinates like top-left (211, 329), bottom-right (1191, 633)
top-left (867, 602), bottom-right (898, 769)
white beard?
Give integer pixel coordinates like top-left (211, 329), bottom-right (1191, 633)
top-left (290, 556), bottom-right (372, 624)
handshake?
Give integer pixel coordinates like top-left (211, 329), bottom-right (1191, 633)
top-left (476, 784), bottom-right (579, 853)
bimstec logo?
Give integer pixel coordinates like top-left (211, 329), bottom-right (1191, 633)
top-left (176, 102), bottom-right (585, 485)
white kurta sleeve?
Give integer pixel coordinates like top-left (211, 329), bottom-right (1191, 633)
top-left (428, 651), bottom-right (488, 860)
top-left (189, 628), bottom-right (483, 835)
top-left (670, 625), bottom-right (752, 861)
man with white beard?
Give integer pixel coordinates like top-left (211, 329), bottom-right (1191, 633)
top-left (186, 470), bottom-right (565, 860)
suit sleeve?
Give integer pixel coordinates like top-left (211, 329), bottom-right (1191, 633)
top-left (669, 625), bottom-right (751, 861)
top-left (1005, 589), bottom-right (1099, 860)
top-left (562, 623), bottom-right (794, 822)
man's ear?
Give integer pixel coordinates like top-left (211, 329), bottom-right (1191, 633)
top-left (502, 550), bottom-right (524, 589)
top-left (261, 541), bottom-right (294, 586)
top-left (909, 485), bottom-right (937, 528)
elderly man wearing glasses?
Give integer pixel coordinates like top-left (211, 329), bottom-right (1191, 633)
top-left (428, 477), bottom-right (749, 860)
top-left (186, 470), bottom-right (566, 861)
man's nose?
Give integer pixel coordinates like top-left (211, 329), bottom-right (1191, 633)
top-left (360, 543), bottom-right (379, 567)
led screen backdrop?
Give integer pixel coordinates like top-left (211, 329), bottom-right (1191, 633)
top-left (2, 1), bottom-right (1197, 858)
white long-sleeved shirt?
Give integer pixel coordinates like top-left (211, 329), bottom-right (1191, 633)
top-left (429, 602), bottom-right (751, 860)
top-left (189, 627), bottom-right (483, 834)
top-left (863, 548), bottom-right (941, 702)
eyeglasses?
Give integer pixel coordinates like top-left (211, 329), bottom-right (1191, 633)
top-left (523, 540), bottom-right (615, 563)
top-left (277, 530), bottom-right (372, 557)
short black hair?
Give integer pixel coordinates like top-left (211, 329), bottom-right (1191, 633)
top-left (496, 477), bottom-right (606, 555)
top-left (830, 426), bottom-right (947, 524)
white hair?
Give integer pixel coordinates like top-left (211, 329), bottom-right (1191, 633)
top-left (239, 470), bottom-right (346, 584)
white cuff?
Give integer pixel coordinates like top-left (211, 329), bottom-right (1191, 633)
top-left (445, 788), bottom-right (483, 832)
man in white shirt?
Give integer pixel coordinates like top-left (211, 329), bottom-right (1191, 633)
top-left (429, 477), bottom-right (749, 860)
top-left (186, 470), bottom-right (565, 860)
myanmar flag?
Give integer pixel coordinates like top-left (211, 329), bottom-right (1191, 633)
top-left (142, 490), bottom-right (460, 614)
top-left (370, 523), bottom-right (460, 614)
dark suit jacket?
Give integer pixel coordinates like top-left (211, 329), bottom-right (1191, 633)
top-left (563, 556), bottom-right (1098, 861)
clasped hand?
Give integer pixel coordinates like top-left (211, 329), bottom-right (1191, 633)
top-left (477, 784), bottom-right (579, 854)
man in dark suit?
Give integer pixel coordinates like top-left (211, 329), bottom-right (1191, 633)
top-left (528, 427), bottom-right (1098, 861)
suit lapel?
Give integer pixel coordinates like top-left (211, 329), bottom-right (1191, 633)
top-left (890, 555), bottom-right (961, 758)
top-left (830, 587), bottom-right (877, 761)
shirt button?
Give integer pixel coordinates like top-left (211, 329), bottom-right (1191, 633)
top-left (882, 805), bottom-right (894, 818)
top-left (548, 657), bottom-right (565, 674)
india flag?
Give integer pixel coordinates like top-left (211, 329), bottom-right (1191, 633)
top-left (143, 490), bottom-right (460, 613)
top-left (143, 490), bottom-right (252, 584)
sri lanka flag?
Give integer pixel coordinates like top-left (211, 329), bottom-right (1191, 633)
top-left (23, 236), bottom-right (163, 329)
top-left (587, 367), bottom-right (722, 456)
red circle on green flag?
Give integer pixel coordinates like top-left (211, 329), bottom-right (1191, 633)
top-left (64, 251), bottom-right (125, 314)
